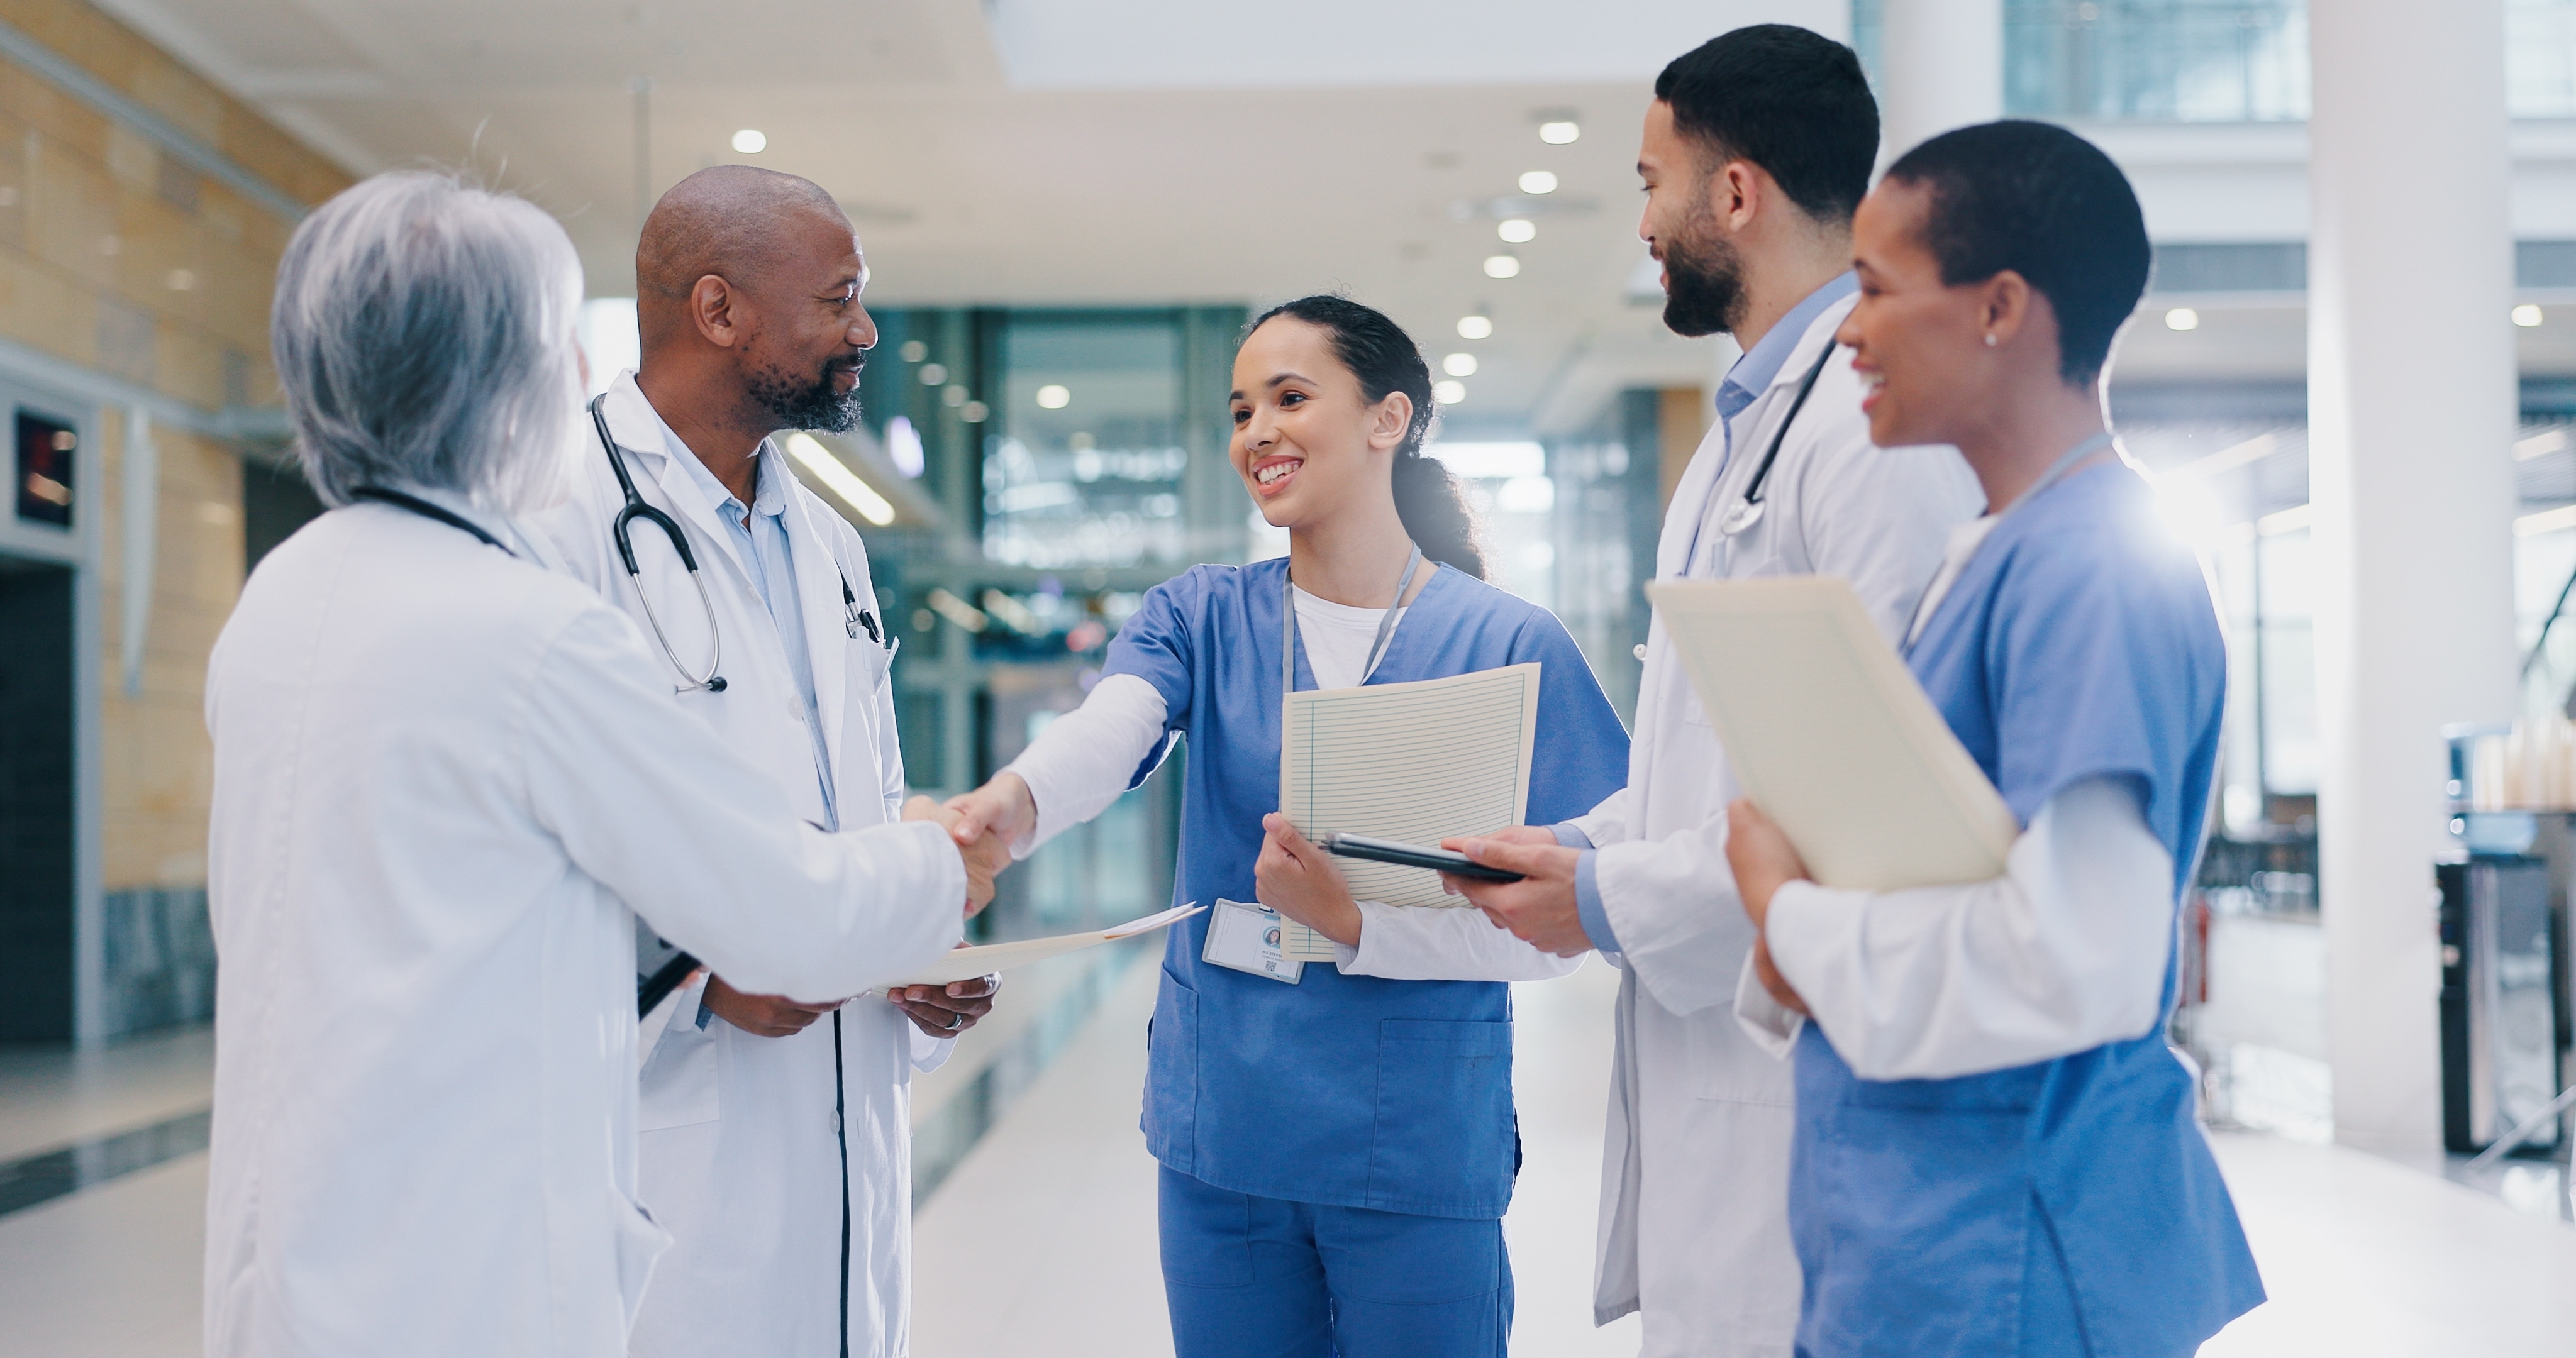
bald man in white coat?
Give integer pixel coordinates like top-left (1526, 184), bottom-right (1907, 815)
top-left (530, 167), bottom-right (997, 1358)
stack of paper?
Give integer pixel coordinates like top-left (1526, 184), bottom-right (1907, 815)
top-left (1278, 661), bottom-right (1540, 910)
top-left (1646, 578), bottom-right (2018, 890)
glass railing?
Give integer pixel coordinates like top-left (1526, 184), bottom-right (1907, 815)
top-left (1857, 0), bottom-right (2576, 123)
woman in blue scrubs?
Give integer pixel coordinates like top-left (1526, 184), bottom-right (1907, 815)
top-left (950, 296), bottom-right (1628, 1357)
top-left (1722, 123), bottom-right (2265, 1355)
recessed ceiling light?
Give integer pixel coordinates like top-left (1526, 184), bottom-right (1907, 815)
top-left (2163, 307), bottom-right (2199, 331)
top-left (731, 128), bottom-right (767, 154)
top-left (1443, 353), bottom-right (1479, 377)
top-left (1483, 255), bottom-right (1521, 279)
top-left (1457, 314), bottom-right (1494, 340)
top-left (2515, 303), bottom-right (2546, 328)
top-left (1497, 219), bottom-right (1536, 244)
top-left (899, 340), bottom-right (928, 362)
top-left (919, 363), bottom-right (948, 385)
top-left (1518, 170), bottom-right (1558, 195)
top-left (1036, 384), bottom-right (1072, 409)
top-left (1433, 380), bottom-right (1467, 405)
top-left (1539, 121), bottom-right (1580, 145)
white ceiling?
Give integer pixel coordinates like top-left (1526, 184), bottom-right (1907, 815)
top-left (93, 0), bottom-right (1867, 434)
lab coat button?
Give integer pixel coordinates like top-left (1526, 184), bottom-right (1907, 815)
top-left (1632, 644), bottom-right (1648, 661)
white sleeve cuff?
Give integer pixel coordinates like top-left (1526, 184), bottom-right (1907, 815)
top-left (1336, 900), bottom-right (1584, 981)
top-left (1731, 949), bottom-right (1804, 1059)
top-left (909, 1018), bottom-right (958, 1073)
top-left (1004, 673), bottom-right (1169, 855)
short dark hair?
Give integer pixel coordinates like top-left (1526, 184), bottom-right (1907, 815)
top-left (1653, 25), bottom-right (1878, 224)
top-left (1884, 121), bottom-right (2151, 386)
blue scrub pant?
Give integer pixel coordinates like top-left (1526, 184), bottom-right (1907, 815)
top-left (1157, 1164), bottom-right (1513, 1358)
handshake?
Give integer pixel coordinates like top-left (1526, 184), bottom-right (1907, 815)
top-left (897, 770), bottom-right (1042, 919)
top-left (856, 775), bottom-right (1032, 1042)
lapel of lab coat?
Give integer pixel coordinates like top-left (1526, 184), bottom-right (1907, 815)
top-left (1657, 295), bottom-right (1857, 583)
top-left (771, 449), bottom-right (854, 817)
top-left (601, 375), bottom-right (760, 592)
top-left (1711, 295), bottom-right (1857, 568)
top-left (603, 376), bottom-right (848, 815)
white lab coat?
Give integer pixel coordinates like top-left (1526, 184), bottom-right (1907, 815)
top-left (1564, 294), bottom-right (1982, 1357)
top-left (202, 489), bottom-right (965, 1358)
top-left (527, 373), bottom-right (947, 1358)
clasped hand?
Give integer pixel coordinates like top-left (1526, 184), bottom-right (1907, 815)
top-left (1254, 814), bottom-right (1362, 946)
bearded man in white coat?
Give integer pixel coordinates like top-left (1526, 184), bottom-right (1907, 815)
top-left (204, 171), bottom-right (1002, 1358)
top-left (1446, 28), bottom-right (1982, 1358)
top-left (525, 166), bottom-right (995, 1358)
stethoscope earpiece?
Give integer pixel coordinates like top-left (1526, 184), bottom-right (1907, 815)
top-left (704, 676), bottom-right (728, 692)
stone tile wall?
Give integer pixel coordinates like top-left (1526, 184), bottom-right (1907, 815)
top-left (0, 0), bottom-right (348, 1037)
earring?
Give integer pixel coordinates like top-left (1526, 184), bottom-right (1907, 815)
top-left (1984, 333), bottom-right (1998, 348)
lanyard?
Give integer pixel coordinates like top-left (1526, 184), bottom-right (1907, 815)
top-left (1899, 429), bottom-right (2117, 651)
top-left (1685, 334), bottom-right (1840, 575)
top-left (1281, 543), bottom-right (1422, 697)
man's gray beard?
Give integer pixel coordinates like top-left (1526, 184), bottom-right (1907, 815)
top-left (747, 356), bottom-right (863, 433)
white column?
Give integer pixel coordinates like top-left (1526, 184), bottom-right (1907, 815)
top-left (1877, 0), bottom-right (2003, 161)
top-left (2309, 0), bottom-right (2519, 1152)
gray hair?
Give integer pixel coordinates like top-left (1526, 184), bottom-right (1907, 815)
top-left (271, 170), bottom-right (585, 513)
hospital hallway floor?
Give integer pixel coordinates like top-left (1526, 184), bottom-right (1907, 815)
top-left (8, 954), bottom-right (2576, 1357)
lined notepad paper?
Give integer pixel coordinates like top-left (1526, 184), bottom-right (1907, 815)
top-left (1646, 578), bottom-right (2018, 890)
top-left (1278, 663), bottom-right (1541, 929)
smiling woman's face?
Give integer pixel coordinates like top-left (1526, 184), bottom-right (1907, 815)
top-left (1228, 316), bottom-right (1409, 531)
top-left (1838, 179), bottom-right (1995, 451)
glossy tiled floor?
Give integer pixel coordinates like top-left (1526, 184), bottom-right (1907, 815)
top-left (5, 958), bottom-right (2574, 1357)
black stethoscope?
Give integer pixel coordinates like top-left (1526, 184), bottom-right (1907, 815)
top-left (1713, 337), bottom-right (1840, 540)
top-left (587, 395), bottom-right (888, 696)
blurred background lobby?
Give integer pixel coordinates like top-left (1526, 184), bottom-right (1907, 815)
top-left (4, 0), bottom-right (2576, 1352)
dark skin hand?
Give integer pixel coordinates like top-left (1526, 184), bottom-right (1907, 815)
top-left (699, 971), bottom-right (1002, 1040)
top-left (1724, 798), bottom-right (1813, 1017)
top-left (892, 973), bottom-right (1000, 1038)
top-left (702, 974), bottom-right (839, 1038)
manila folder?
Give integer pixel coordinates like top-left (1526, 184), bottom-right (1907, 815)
top-left (1646, 577), bottom-right (2018, 891)
top-left (884, 903), bottom-right (1204, 989)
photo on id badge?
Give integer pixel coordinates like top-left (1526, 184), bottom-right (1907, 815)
top-left (1204, 898), bottom-right (1304, 983)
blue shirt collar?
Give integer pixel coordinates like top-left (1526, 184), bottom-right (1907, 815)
top-left (668, 429), bottom-right (789, 522)
top-left (1716, 271), bottom-right (1858, 424)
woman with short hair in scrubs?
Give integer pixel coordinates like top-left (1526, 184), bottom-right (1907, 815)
top-left (1722, 121), bottom-right (2265, 1356)
top-left (948, 295), bottom-right (1629, 1357)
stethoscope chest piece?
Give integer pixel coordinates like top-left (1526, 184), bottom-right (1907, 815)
top-left (1718, 497), bottom-right (1767, 538)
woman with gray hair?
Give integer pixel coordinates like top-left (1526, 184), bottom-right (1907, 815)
top-left (202, 170), bottom-right (998, 1358)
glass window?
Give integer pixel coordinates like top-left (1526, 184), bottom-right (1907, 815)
top-left (1862, 0), bottom-right (2576, 123)
top-left (2004, 1), bottom-right (2311, 123)
top-left (982, 315), bottom-right (1187, 569)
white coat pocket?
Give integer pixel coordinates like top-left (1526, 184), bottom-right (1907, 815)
top-left (613, 1193), bottom-right (674, 1328)
top-left (638, 975), bottom-right (723, 1130)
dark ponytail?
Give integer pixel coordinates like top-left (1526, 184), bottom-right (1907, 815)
top-left (1248, 294), bottom-right (1489, 580)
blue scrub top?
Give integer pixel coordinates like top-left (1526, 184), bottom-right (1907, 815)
top-left (1104, 558), bottom-right (1629, 1219)
top-left (1791, 465), bottom-right (2263, 1356)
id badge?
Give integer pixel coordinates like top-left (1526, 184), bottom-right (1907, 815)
top-left (1202, 898), bottom-right (1303, 983)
